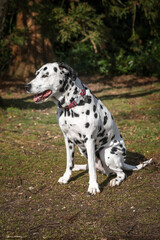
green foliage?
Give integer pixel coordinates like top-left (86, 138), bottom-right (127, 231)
top-left (66, 42), bottom-right (97, 74)
top-left (1, 0), bottom-right (160, 77)
top-left (0, 39), bottom-right (12, 72)
top-left (0, 0), bottom-right (29, 73)
top-left (52, 2), bottom-right (105, 52)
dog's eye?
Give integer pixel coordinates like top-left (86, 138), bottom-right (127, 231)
top-left (42, 74), bottom-right (48, 78)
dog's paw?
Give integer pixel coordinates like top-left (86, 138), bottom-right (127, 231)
top-left (109, 178), bottom-right (120, 187)
top-left (58, 176), bottom-right (68, 184)
top-left (88, 182), bottom-right (100, 195)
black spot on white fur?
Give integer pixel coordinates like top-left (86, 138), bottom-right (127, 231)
top-left (85, 122), bottom-right (90, 128)
top-left (54, 67), bottom-right (57, 72)
top-left (86, 110), bottom-right (90, 115)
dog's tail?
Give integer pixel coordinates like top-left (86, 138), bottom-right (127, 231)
top-left (72, 159), bottom-right (152, 172)
top-left (122, 158), bottom-right (152, 171)
top-left (72, 164), bottom-right (88, 171)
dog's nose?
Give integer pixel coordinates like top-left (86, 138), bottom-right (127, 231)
top-left (26, 83), bottom-right (32, 92)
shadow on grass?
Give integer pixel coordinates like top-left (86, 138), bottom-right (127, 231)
top-left (1, 88), bottom-right (160, 110)
top-left (69, 170), bottom-right (88, 183)
top-left (0, 95), bottom-right (55, 110)
top-left (97, 88), bottom-right (160, 101)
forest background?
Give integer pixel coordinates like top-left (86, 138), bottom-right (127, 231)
top-left (0, 0), bottom-right (160, 81)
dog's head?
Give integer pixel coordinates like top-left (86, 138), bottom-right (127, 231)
top-left (26, 62), bottom-right (77, 103)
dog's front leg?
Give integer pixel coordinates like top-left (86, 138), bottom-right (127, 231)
top-left (85, 138), bottom-right (100, 195)
top-left (58, 137), bottom-right (75, 184)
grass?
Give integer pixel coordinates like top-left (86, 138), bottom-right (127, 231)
top-left (0, 81), bottom-right (160, 239)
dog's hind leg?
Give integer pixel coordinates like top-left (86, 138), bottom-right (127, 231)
top-left (99, 147), bottom-right (126, 186)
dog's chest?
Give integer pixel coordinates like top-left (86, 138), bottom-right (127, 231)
top-left (58, 105), bottom-right (98, 138)
top-left (57, 96), bottom-right (117, 146)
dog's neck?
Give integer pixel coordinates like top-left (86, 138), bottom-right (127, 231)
top-left (51, 77), bottom-right (85, 109)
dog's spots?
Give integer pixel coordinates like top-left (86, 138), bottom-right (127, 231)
top-left (67, 93), bottom-right (70, 97)
top-left (71, 110), bottom-right (74, 118)
top-left (70, 165), bottom-right (74, 171)
top-left (65, 84), bottom-right (69, 91)
top-left (110, 147), bottom-right (118, 154)
top-left (98, 126), bottom-right (102, 132)
top-left (100, 104), bottom-right (103, 109)
top-left (74, 139), bottom-right (81, 145)
top-left (70, 97), bottom-right (74, 102)
top-left (93, 105), bottom-right (96, 112)
top-left (74, 112), bottom-right (79, 117)
top-left (78, 100), bottom-right (85, 106)
top-left (73, 87), bottom-right (78, 95)
top-left (60, 97), bottom-right (65, 106)
top-left (66, 110), bottom-right (70, 117)
top-left (59, 110), bottom-right (63, 117)
top-left (97, 129), bottom-right (105, 138)
top-left (69, 145), bottom-right (72, 150)
top-left (99, 137), bottom-right (108, 145)
top-left (120, 134), bottom-right (123, 138)
top-left (43, 67), bottom-right (47, 71)
top-left (54, 67), bottom-right (57, 72)
top-left (59, 80), bottom-right (63, 84)
top-left (70, 110), bottom-right (79, 118)
top-left (82, 149), bottom-right (87, 157)
top-left (85, 96), bottom-right (92, 104)
top-left (103, 115), bottom-right (108, 125)
top-left (122, 147), bottom-right (126, 156)
top-left (78, 133), bottom-right (82, 138)
top-left (111, 135), bottom-right (115, 141)
top-left (86, 110), bottom-right (90, 115)
top-left (68, 139), bottom-right (73, 144)
top-left (94, 113), bottom-right (98, 118)
top-left (60, 79), bottom-right (68, 93)
top-left (85, 122), bottom-right (90, 128)
top-left (84, 137), bottom-right (88, 143)
top-left (72, 151), bottom-right (74, 158)
top-left (65, 120), bottom-right (67, 124)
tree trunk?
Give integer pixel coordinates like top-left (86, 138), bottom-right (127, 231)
top-left (0, 0), bottom-right (8, 39)
top-left (8, 1), bottom-right (55, 80)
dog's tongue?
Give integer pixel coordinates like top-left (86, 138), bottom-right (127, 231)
top-left (34, 90), bottom-right (52, 102)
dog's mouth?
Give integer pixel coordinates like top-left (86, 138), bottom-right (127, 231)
top-left (34, 90), bottom-right (52, 103)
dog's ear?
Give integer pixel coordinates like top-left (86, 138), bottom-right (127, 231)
top-left (58, 62), bottom-right (78, 81)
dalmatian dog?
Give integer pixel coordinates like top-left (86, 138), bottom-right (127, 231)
top-left (26, 62), bottom-right (152, 195)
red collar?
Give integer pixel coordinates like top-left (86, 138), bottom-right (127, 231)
top-left (65, 88), bottom-right (86, 109)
